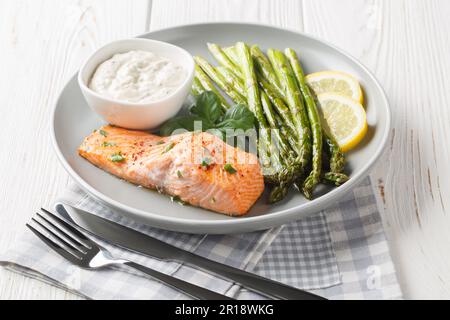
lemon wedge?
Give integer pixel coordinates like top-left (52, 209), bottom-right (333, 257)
top-left (306, 71), bottom-right (364, 104)
top-left (316, 93), bottom-right (367, 152)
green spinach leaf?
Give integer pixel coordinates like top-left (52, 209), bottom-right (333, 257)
top-left (216, 104), bottom-right (256, 132)
top-left (160, 91), bottom-right (256, 140)
top-left (160, 115), bottom-right (207, 136)
top-left (190, 91), bottom-right (224, 124)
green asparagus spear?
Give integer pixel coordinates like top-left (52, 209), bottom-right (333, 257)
top-left (271, 112), bottom-right (299, 203)
top-left (324, 131), bottom-right (345, 173)
top-left (194, 64), bottom-right (230, 110)
top-left (262, 92), bottom-right (305, 205)
top-left (220, 47), bottom-right (291, 129)
top-left (223, 46), bottom-right (240, 67)
top-left (235, 43), bottom-right (261, 115)
top-left (322, 172), bottom-right (349, 186)
top-left (223, 46), bottom-right (289, 123)
top-left (237, 42), bottom-right (295, 185)
top-left (221, 46), bottom-right (299, 154)
top-left (258, 77), bottom-right (297, 135)
top-left (269, 183), bottom-right (290, 204)
top-left (251, 45), bottom-right (285, 98)
top-left (267, 49), bottom-right (312, 172)
top-left (261, 91), bottom-right (295, 163)
top-left (216, 66), bottom-right (246, 97)
top-left (258, 129), bottom-right (279, 183)
top-left (274, 112), bottom-right (301, 155)
top-left (285, 48), bottom-right (322, 199)
top-left (227, 46), bottom-right (303, 187)
top-left (234, 42), bottom-right (286, 183)
top-left (264, 129), bottom-right (294, 203)
top-left (220, 45), bottom-right (287, 117)
top-left (207, 43), bottom-right (242, 77)
top-left (195, 56), bottom-right (247, 105)
top-left (191, 77), bottom-right (204, 96)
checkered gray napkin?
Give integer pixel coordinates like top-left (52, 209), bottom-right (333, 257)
top-left (0, 177), bottom-right (401, 299)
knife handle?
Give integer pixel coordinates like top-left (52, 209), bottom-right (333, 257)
top-left (124, 261), bottom-right (233, 300)
top-left (183, 255), bottom-right (325, 300)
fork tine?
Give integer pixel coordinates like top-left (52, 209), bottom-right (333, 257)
top-left (40, 208), bottom-right (93, 247)
top-left (31, 217), bottom-right (85, 256)
top-left (36, 211), bottom-right (88, 250)
top-left (26, 223), bottom-right (82, 263)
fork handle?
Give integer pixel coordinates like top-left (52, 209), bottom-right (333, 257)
top-left (124, 261), bottom-right (232, 300)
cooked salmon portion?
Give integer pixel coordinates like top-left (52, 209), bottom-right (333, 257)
top-left (78, 125), bottom-right (264, 216)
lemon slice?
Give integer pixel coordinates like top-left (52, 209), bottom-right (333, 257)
top-left (306, 71), bottom-right (364, 104)
top-left (317, 93), bottom-right (367, 152)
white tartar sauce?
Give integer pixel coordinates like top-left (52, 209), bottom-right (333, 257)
top-left (89, 50), bottom-right (186, 103)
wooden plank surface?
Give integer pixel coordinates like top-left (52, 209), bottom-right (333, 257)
top-left (0, 0), bottom-right (150, 300)
top-left (149, 0), bottom-right (304, 30)
top-left (1, 0), bottom-right (450, 299)
top-left (301, 0), bottom-right (450, 298)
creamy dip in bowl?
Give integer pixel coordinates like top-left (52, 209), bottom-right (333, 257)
top-left (78, 39), bottom-right (194, 130)
top-left (89, 50), bottom-right (186, 103)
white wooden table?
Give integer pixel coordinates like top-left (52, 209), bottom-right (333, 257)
top-left (1, 0), bottom-right (450, 300)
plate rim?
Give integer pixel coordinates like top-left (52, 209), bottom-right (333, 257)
top-left (51, 22), bottom-right (391, 233)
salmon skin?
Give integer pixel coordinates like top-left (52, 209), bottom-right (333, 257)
top-left (78, 125), bottom-right (264, 216)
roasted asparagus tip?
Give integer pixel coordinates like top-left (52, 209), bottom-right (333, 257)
top-left (269, 184), bottom-right (289, 204)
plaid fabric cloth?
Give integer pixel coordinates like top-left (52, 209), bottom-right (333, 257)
top-left (254, 213), bottom-right (340, 290)
top-left (236, 178), bottom-right (402, 299)
top-left (0, 177), bottom-right (402, 299)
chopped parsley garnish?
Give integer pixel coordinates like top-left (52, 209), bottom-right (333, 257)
top-left (102, 141), bottom-right (116, 147)
top-left (162, 142), bottom-right (175, 154)
top-left (99, 129), bottom-right (108, 137)
top-left (110, 152), bottom-right (125, 162)
top-left (171, 195), bottom-right (186, 205)
top-left (201, 157), bottom-right (211, 167)
top-left (177, 170), bottom-right (183, 178)
top-left (224, 163), bottom-right (237, 174)
top-left (157, 140), bottom-right (165, 145)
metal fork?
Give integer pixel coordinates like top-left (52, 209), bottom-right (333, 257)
top-left (26, 208), bottom-right (232, 300)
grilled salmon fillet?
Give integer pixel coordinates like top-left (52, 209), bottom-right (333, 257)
top-left (78, 125), bottom-right (264, 216)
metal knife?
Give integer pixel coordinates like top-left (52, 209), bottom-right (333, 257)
top-left (58, 203), bottom-right (325, 300)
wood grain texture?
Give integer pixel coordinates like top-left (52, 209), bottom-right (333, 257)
top-left (0, 0), bottom-right (150, 300)
top-left (2, 0), bottom-right (450, 299)
top-left (302, 0), bottom-right (450, 299)
top-left (149, 0), bottom-right (304, 30)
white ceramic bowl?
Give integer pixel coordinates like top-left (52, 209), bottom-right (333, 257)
top-left (78, 38), bottom-right (194, 130)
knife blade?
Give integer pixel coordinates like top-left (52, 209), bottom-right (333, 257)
top-left (57, 203), bottom-right (325, 300)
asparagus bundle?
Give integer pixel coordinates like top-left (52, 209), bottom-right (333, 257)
top-left (235, 42), bottom-right (294, 186)
top-left (285, 48), bottom-right (322, 199)
top-left (194, 64), bottom-right (230, 110)
top-left (194, 56), bottom-right (247, 105)
top-left (267, 48), bottom-right (312, 174)
top-left (201, 43), bottom-right (299, 201)
top-left (193, 42), bottom-right (348, 202)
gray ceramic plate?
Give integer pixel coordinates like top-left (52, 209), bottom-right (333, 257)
top-left (52, 23), bottom-right (390, 234)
